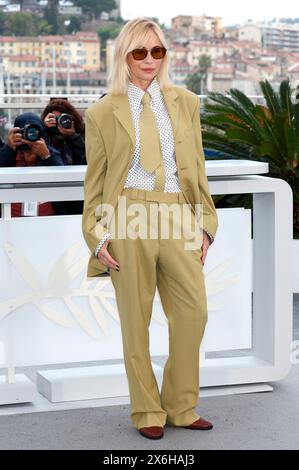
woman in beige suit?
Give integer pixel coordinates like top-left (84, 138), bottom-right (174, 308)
top-left (82, 18), bottom-right (218, 440)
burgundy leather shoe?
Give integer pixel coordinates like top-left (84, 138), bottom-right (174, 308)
top-left (139, 426), bottom-right (164, 439)
top-left (184, 417), bottom-right (213, 430)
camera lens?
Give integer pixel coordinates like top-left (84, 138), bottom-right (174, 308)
top-left (57, 114), bottom-right (72, 129)
top-left (23, 124), bottom-right (41, 142)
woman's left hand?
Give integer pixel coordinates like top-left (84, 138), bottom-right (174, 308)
top-left (26, 138), bottom-right (50, 159)
top-left (201, 231), bottom-right (211, 266)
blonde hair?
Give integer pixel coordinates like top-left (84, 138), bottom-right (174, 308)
top-left (108, 17), bottom-right (173, 95)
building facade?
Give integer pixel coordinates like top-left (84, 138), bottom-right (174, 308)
top-left (171, 14), bottom-right (222, 39)
top-left (239, 22), bottom-right (299, 53)
top-left (0, 32), bottom-right (100, 73)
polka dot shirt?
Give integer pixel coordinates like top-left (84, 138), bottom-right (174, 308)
top-left (124, 78), bottom-right (181, 192)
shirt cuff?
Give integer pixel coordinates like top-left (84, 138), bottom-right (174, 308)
top-left (203, 229), bottom-right (214, 245)
top-left (94, 232), bottom-right (111, 258)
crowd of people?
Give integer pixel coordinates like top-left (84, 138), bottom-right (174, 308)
top-left (0, 98), bottom-right (86, 217)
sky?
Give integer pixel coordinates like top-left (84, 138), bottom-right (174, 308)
top-left (121, 0), bottom-right (297, 27)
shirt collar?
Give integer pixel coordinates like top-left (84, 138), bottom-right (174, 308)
top-left (128, 78), bottom-right (162, 109)
top-left (146, 78), bottom-right (162, 105)
top-left (128, 81), bottom-right (144, 110)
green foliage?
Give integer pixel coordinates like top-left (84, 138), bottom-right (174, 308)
top-left (8, 13), bottom-right (35, 36)
top-left (185, 73), bottom-right (202, 95)
top-left (97, 24), bottom-right (122, 51)
top-left (185, 54), bottom-right (211, 94)
top-left (0, 11), bottom-right (7, 35)
top-left (67, 16), bottom-right (83, 34)
top-left (202, 79), bottom-right (299, 235)
top-left (72, 0), bottom-right (117, 19)
top-left (199, 54), bottom-right (212, 73)
top-left (44, 0), bottom-right (59, 34)
top-left (8, 12), bottom-right (51, 36)
top-left (1, 1), bottom-right (119, 35)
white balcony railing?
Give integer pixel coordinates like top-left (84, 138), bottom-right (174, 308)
top-left (0, 93), bottom-right (266, 140)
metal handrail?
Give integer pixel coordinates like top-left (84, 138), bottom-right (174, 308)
top-left (0, 94), bottom-right (266, 111)
top-left (0, 94), bottom-right (266, 135)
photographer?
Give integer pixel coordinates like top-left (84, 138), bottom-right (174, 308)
top-left (0, 112), bottom-right (64, 217)
top-left (41, 99), bottom-right (86, 215)
top-left (0, 112), bottom-right (63, 167)
top-left (41, 98), bottom-right (86, 166)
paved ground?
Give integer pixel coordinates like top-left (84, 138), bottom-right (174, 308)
top-left (0, 296), bottom-right (298, 450)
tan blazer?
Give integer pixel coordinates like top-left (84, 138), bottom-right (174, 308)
top-left (82, 86), bottom-right (218, 277)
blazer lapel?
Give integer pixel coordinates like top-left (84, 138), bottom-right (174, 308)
top-left (110, 87), bottom-right (179, 152)
top-left (111, 94), bottom-right (136, 147)
top-left (162, 88), bottom-right (179, 137)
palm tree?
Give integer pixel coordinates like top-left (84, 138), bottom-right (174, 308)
top-left (201, 79), bottom-right (299, 235)
top-left (185, 54), bottom-right (211, 95)
top-left (198, 54), bottom-right (211, 94)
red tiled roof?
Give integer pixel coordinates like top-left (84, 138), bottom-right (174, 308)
top-left (0, 37), bottom-right (14, 42)
top-left (9, 54), bottom-right (39, 62)
top-left (0, 34), bottom-right (99, 43)
top-left (43, 71), bottom-right (103, 79)
top-left (172, 46), bottom-right (188, 52)
top-left (39, 61), bottom-right (84, 70)
top-left (189, 40), bottom-right (234, 48)
top-left (210, 67), bottom-right (234, 74)
top-left (288, 64), bottom-right (299, 72)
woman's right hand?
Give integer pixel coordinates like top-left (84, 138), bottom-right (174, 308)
top-left (97, 239), bottom-right (120, 271)
top-left (7, 128), bottom-right (22, 151)
top-left (44, 113), bottom-right (57, 128)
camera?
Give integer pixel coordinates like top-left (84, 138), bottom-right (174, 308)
top-left (56, 113), bottom-right (73, 129)
top-left (19, 123), bottom-right (42, 142)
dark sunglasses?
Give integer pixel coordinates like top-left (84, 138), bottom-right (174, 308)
top-left (130, 46), bottom-right (167, 61)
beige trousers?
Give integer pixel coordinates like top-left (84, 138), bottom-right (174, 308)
top-left (108, 187), bottom-right (208, 429)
